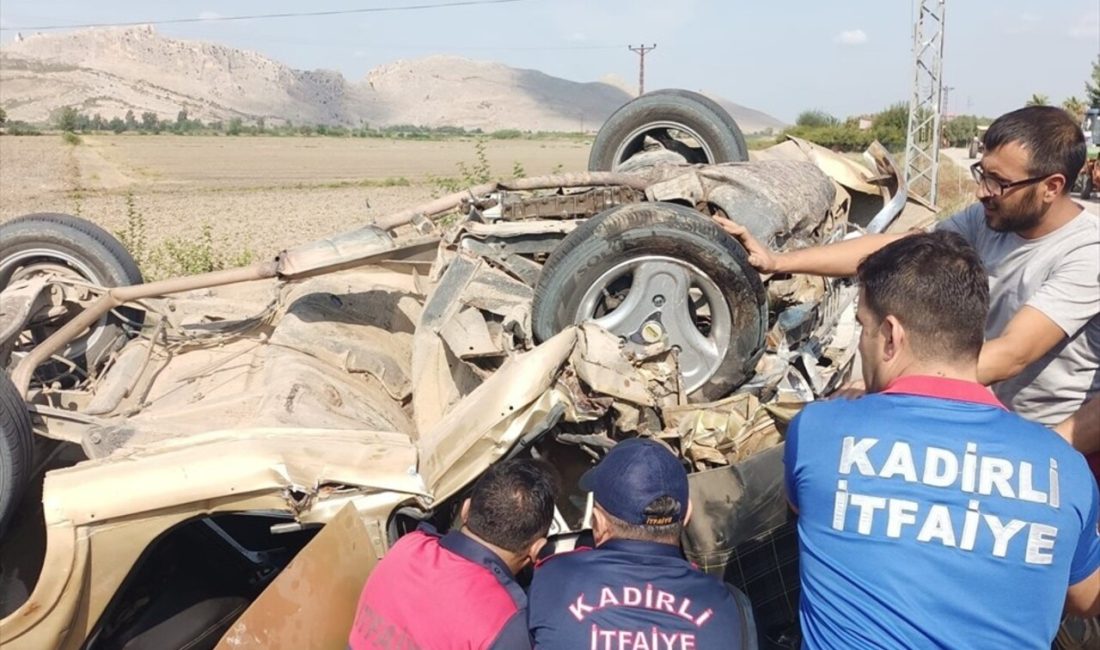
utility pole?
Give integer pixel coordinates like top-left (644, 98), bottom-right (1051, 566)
top-left (942, 85), bottom-right (954, 119)
top-left (629, 44), bottom-right (656, 96)
top-left (904, 0), bottom-right (947, 206)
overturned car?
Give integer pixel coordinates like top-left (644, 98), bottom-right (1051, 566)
top-left (0, 91), bottom-right (935, 649)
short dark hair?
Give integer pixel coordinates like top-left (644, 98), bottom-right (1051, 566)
top-left (600, 495), bottom-right (683, 544)
top-left (466, 458), bottom-right (557, 553)
top-left (857, 231), bottom-right (988, 361)
top-left (983, 106), bottom-right (1086, 194)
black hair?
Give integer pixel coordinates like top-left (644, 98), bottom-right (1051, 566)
top-left (857, 231), bottom-right (989, 361)
top-left (983, 106), bottom-right (1086, 194)
top-left (466, 458), bottom-right (558, 553)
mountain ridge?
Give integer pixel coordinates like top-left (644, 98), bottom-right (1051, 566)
top-left (0, 27), bottom-right (787, 133)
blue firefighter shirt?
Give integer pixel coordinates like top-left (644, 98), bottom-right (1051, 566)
top-left (528, 539), bottom-right (753, 650)
top-left (785, 375), bottom-right (1100, 649)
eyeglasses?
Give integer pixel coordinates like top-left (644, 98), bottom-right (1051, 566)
top-left (969, 162), bottom-right (1050, 197)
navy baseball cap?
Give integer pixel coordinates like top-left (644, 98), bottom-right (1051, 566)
top-left (580, 438), bottom-right (689, 526)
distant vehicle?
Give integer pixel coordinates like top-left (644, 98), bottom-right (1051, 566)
top-left (968, 124), bottom-right (989, 159)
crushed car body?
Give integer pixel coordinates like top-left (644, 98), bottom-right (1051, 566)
top-left (0, 90), bottom-right (937, 649)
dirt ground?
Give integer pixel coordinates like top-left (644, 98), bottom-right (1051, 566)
top-left (0, 134), bottom-right (592, 260)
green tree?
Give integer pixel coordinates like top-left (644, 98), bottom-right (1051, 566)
top-left (795, 109), bottom-right (838, 128)
top-left (140, 111), bottom-right (160, 132)
top-left (56, 106), bottom-right (80, 132)
top-left (227, 117), bottom-right (243, 135)
top-left (124, 109), bottom-right (137, 130)
top-left (256, 117), bottom-right (266, 133)
top-left (109, 117), bottom-right (126, 134)
top-left (0, 107), bottom-right (6, 126)
top-left (944, 115), bottom-right (980, 147)
top-left (1087, 55), bottom-right (1100, 108)
top-left (91, 113), bottom-right (106, 130)
top-left (1026, 93), bottom-right (1049, 107)
top-left (871, 102), bottom-right (909, 131)
top-left (1063, 96), bottom-right (1087, 122)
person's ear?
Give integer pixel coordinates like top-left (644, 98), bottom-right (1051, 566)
top-left (592, 507), bottom-right (610, 545)
top-left (881, 315), bottom-right (902, 362)
top-left (683, 500), bottom-right (693, 526)
top-left (460, 498), bottom-right (471, 526)
top-left (527, 537), bottom-right (548, 563)
top-left (1042, 174), bottom-right (1065, 200)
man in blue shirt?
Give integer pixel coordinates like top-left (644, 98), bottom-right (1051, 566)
top-left (528, 437), bottom-right (757, 649)
top-left (785, 231), bottom-right (1100, 648)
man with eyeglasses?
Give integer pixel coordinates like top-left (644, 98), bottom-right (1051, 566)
top-left (715, 106), bottom-right (1099, 430)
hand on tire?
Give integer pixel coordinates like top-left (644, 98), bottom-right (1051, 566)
top-left (712, 216), bottom-right (779, 274)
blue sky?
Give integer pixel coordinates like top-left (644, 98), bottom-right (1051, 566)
top-left (1, 0), bottom-right (1097, 123)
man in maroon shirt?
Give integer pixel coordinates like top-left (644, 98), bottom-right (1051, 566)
top-left (348, 459), bottom-right (557, 649)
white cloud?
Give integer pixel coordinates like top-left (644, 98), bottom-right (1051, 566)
top-left (198, 11), bottom-right (222, 21)
top-left (833, 29), bottom-right (867, 46)
top-left (1069, 11), bottom-right (1099, 39)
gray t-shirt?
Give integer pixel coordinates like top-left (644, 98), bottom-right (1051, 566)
top-left (937, 203), bottom-right (1100, 425)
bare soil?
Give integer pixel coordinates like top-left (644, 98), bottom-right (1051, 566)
top-left (0, 134), bottom-right (592, 257)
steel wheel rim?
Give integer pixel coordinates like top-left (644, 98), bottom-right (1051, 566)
top-left (575, 255), bottom-right (731, 393)
top-left (1, 248), bottom-right (112, 365)
top-left (611, 120), bottom-right (716, 170)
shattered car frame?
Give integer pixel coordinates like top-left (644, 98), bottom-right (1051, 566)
top-left (0, 92), bottom-right (937, 649)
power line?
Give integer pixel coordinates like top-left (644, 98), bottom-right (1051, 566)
top-left (0, 0), bottom-right (531, 32)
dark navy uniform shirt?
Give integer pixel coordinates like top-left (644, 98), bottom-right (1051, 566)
top-left (528, 539), bottom-right (754, 650)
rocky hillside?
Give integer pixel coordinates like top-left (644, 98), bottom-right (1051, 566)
top-left (0, 27), bottom-right (786, 133)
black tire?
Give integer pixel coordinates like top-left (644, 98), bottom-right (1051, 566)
top-left (1083, 174), bottom-right (1094, 200)
top-left (588, 89), bottom-right (749, 172)
top-left (0, 372), bottom-right (33, 536)
top-left (532, 202), bottom-right (766, 401)
top-left (968, 141), bottom-right (978, 159)
top-left (0, 213), bottom-right (144, 384)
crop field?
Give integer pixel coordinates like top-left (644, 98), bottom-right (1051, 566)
top-left (0, 134), bottom-right (592, 276)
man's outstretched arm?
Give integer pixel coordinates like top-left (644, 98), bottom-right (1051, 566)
top-left (977, 307), bottom-right (1067, 385)
top-left (714, 217), bottom-right (907, 277)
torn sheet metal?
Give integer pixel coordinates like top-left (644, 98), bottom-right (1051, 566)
top-left (440, 307), bottom-right (504, 360)
top-left (661, 393), bottom-right (796, 469)
top-left (752, 137), bottom-right (882, 195)
top-left (44, 428), bottom-right (423, 527)
top-left (420, 323), bottom-right (683, 501)
top-left (411, 254), bottom-right (484, 433)
top-left (419, 327), bottom-right (578, 500)
top-left (571, 327), bottom-right (657, 407)
top-left (0, 276), bottom-right (52, 344)
top-left (216, 503), bottom-right (376, 650)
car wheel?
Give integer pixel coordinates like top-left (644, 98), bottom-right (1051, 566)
top-left (0, 372), bottom-right (33, 535)
top-left (968, 141), bottom-right (978, 159)
top-left (588, 89), bottom-right (749, 172)
top-left (0, 213), bottom-right (144, 385)
top-left (532, 202), bottom-right (766, 401)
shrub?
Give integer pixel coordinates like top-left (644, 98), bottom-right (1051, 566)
top-left (795, 110), bottom-right (839, 128)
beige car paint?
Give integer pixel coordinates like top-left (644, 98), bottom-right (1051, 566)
top-left (0, 139), bottom-right (927, 649)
